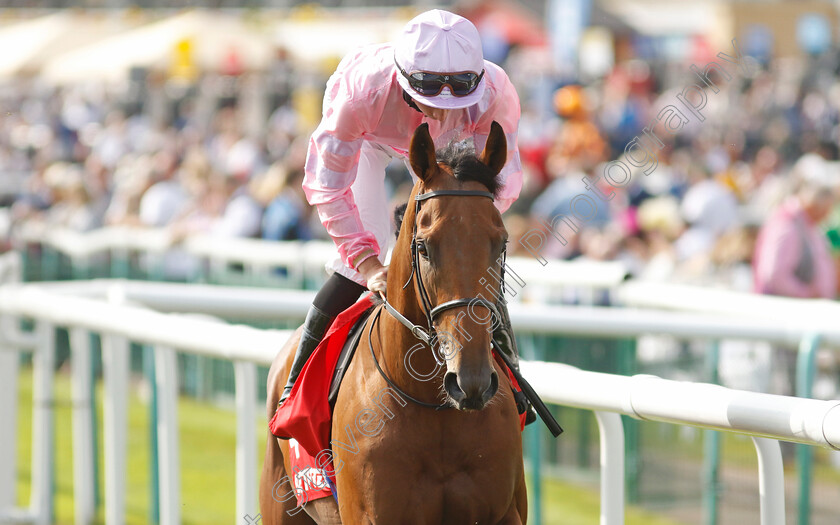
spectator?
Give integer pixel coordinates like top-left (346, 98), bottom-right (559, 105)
top-left (138, 151), bottom-right (188, 228)
top-left (675, 172), bottom-right (740, 262)
top-left (545, 85), bottom-right (609, 179)
top-left (211, 172), bottom-right (263, 239)
top-left (43, 163), bottom-right (101, 231)
top-left (104, 154), bottom-right (154, 227)
top-left (255, 163), bottom-right (311, 241)
top-left (752, 155), bottom-right (837, 299)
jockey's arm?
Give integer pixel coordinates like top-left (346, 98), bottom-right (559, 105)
top-left (302, 86), bottom-right (383, 280)
top-left (473, 63), bottom-right (524, 214)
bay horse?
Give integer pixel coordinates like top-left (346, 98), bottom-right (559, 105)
top-left (260, 121), bottom-right (527, 524)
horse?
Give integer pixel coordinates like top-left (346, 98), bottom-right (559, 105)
top-left (260, 121), bottom-right (527, 524)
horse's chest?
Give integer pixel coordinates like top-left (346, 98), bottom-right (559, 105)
top-left (333, 408), bottom-right (521, 523)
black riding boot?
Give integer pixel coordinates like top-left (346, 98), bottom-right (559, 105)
top-left (279, 305), bottom-right (335, 403)
top-left (278, 272), bottom-right (368, 405)
top-left (492, 298), bottom-right (537, 425)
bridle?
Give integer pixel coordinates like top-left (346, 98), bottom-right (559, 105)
top-left (385, 188), bottom-right (501, 348)
top-left (371, 188), bottom-right (504, 409)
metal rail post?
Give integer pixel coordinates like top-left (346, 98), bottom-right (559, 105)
top-left (0, 316), bottom-right (19, 517)
top-left (595, 411), bottom-right (625, 525)
top-left (752, 437), bottom-right (785, 525)
top-left (31, 321), bottom-right (55, 525)
top-left (155, 345), bottom-right (180, 525)
top-left (523, 335), bottom-right (543, 525)
top-left (703, 342), bottom-right (721, 525)
top-left (796, 333), bottom-right (821, 525)
top-left (70, 328), bottom-right (96, 524)
top-left (102, 334), bottom-right (129, 524)
top-left (617, 338), bottom-right (639, 504)
top-left (146, 345), bottom-right (161, 524)
top-left (235, 361), bottom-right (258, 521)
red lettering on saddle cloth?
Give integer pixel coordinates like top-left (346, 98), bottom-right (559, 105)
top-left (270, 294), bottom-right (378, 457)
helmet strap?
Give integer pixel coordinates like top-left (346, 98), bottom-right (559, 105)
top-left (402, 89), bottom-right (423, 114)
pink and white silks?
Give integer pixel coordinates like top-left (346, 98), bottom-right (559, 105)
top-left (303, 43), bottom-right (523, 286)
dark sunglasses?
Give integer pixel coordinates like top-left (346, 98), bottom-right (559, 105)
top-left (395, 59), bottom-right (484, 97)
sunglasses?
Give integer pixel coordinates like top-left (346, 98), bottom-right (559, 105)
top-left (396, 59), bottom-right (484, 97)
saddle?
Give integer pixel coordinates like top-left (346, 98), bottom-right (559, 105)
top-left (327, 304), bottom-right (375, 407)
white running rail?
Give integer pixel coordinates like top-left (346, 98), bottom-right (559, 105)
top-left (11, 222), bottom-right (629, 295)
top-left (2, 279), bottom-right (840, 525)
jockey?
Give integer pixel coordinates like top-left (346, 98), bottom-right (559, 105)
top-left (280, 9), bottom-right (529, 419)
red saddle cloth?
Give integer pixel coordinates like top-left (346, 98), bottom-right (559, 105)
top-left (269, 293), bottom-right (377, 456)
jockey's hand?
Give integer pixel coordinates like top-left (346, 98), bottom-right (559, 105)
top-left (358, 256), bottom-right (388, 295)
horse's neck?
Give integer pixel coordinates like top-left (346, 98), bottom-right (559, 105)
top-left (375, 302), bottom-right (445, 402)
top-left (376, 237), bottom-right (446, 396)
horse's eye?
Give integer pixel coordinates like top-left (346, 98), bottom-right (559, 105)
top-left (416, 240), bottom-right (429, 259)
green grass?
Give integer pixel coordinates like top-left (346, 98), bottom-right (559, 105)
top-left (16, 367), bottom-right (267, 524)
top-left (15, 367), bottom-right (681, 524)
top-left (632, 417), bottom-right (840, 485)
top-left (540, 478), bottom-right (680, 525)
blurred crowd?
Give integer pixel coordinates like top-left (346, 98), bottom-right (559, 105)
top-left (2, 30), bottom-right (840, 299)
top-left (508, 52), bottom-right (840, 297)
top-left (0, 57), bottom-right (318, 246)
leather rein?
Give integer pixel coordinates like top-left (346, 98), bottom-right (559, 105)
top-left (369, 188), bottom-right (503, 409)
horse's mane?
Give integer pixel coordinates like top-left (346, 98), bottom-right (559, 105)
top-left (393, 203), bottom-right (408, 239)
top-left (393, 140), bottom-right (502, 238)
top-left (435, 140), bottom-right (502, 196)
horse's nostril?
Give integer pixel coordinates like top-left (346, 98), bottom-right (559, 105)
top-left (482, 371), bottom-right (499, 404)
top-left (444, 372), bottom-right (465, 401)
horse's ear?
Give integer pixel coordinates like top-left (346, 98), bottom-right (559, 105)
top-left (409, 123), bottom-right (436, 181)
top-left (479, 121), bottom-right (507, 175)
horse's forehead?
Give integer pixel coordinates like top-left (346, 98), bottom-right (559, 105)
top-left (415, 180), bottom-right (503, 236)
top-left (422, 163), bottom-right (489, 193)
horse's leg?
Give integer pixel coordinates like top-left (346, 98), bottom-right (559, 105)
top-left (259, 432), bottom-right (314, 524)
top-left (260, 329), bottom-right (316, 525)
top-left (301, 498), bottom-right (342, 525)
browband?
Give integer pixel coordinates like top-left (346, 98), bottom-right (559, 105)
top-left (415, 190), bottom-right (494, 202)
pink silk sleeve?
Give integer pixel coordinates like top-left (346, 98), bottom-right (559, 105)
top-left (473, 65), bottom-right (523, 214)
top-left (302, 71), bottom-right (381, 270)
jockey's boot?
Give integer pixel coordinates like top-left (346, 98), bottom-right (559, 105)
top-left (278, 273), bottom-right (367, 406)
top-left (279, 305), bottom-right (335, 405)
top-left (493, 298), bottom-right (537, 425)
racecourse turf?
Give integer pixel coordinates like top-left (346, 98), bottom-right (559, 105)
top-left (15, 367), bottom-right (680, 524)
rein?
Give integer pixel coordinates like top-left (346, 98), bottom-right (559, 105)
top-left (367, 306), bottom-right (451, 409)
top-left (372, 188), bottom-right (502, 408)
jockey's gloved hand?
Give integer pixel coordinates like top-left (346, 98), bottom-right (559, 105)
top-left (358, 256), bottom-right (389, 295)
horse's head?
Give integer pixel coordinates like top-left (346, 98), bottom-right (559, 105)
top-left (393, 121), bottom-right (508, 411)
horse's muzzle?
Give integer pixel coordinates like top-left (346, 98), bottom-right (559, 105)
top-left (444, 370), bottom-right (499, 410)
